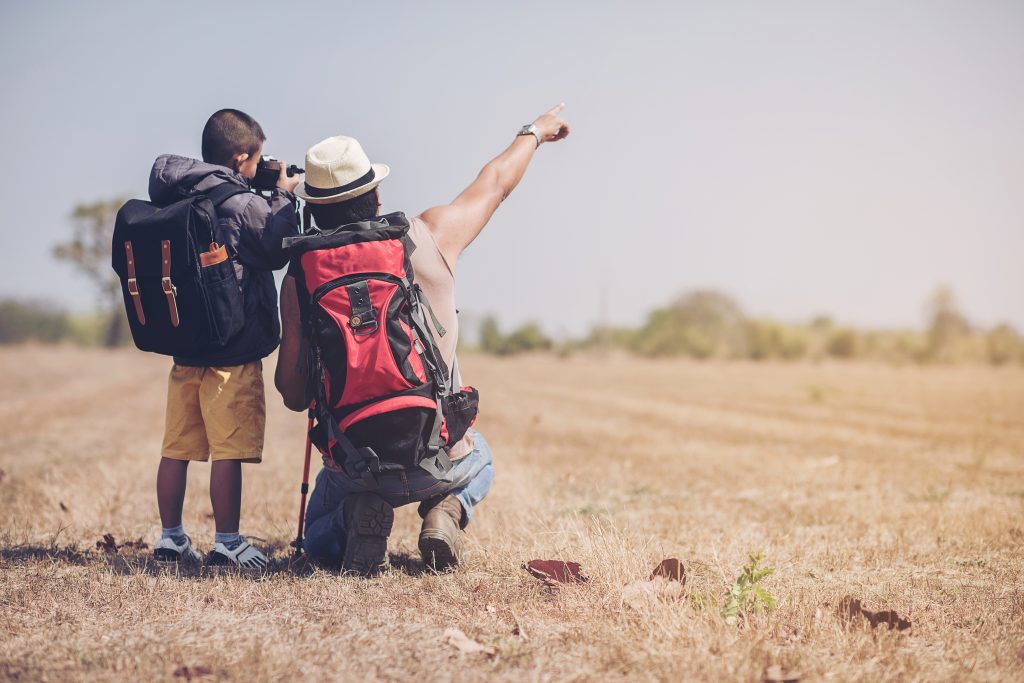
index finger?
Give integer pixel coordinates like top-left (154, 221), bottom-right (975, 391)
top-left (546, 102), bottom-right (566, 116)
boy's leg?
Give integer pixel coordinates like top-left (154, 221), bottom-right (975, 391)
top-left (201, 362), bottom-right (267, 567)
top-left (157, 457), bottom-right (190, 528)
top-left (210, 460), bottom-right (241, 533)
top-left (157, 365), bottom-right (208, 561)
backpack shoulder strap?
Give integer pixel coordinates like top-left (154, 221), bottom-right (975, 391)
top-left (201, 182), bottom-right (251, 207)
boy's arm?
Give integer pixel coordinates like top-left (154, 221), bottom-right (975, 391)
top-left (417, 103), bottom-right (570, 267)
top-left (275, 274), bottom-right (312, 411)
top-left (235, 191), bottom-right (300, 271)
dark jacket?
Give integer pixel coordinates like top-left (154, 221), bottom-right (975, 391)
top-left (148, 154), bottom-right (299, 367)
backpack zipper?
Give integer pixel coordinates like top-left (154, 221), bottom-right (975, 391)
top-left (311, 272), bottom-right (407, 305)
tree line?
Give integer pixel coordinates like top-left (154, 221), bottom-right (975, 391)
top-left (476, 288), bottom-right (1024, 365)
top-left (2, 198), bottom-right (1020, 366)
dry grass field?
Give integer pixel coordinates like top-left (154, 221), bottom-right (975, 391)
top-left (1, 346), bottom-right (1022, 682)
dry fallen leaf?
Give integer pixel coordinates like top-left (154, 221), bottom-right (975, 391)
top-left (839, 596), bottom-right (912, 631)
top-left (95, 534), bottom-right (148, 553)
top-left (96, 534), bottom-right (118, 553)
top-left (443, 628), bottom-right (495, 657)
top-left (650, 558), bottom-right (686, 584)
top-left (121, 537), bottom-right (150, 550)
top-left (524, 559), bottom-right (588, 584)
top-left (172, 665), bottom-right (213, 681)
top-left (763, 664), bottom-right (801, 682)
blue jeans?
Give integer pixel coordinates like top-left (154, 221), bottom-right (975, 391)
top-left (303, 429), bottom-right (494, 564)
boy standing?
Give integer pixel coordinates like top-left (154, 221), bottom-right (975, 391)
top-left (149, 109), bottom-right (301, 567)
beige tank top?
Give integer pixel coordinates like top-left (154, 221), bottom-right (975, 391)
top-left (408, 216), bottom-right (474, 460)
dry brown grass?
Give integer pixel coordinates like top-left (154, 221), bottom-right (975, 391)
top-left (1, 346), bottom-right (1022, 682)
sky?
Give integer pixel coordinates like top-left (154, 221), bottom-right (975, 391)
top-left (1, 0), bottom-right (1021, 337)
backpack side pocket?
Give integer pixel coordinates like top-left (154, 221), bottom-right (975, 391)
top-left (201, 243), bottom-right (245, 345)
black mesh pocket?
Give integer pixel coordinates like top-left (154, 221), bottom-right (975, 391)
top-left (201, 259), bottom-right (245, 346)
top-left (443, 387), bottom-right (479, 447)
top-left (347, 405), bottom-right (434, 469)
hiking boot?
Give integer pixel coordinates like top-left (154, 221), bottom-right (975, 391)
top-left (340, 493), bottom-right (394, 576)
top-left (154, 535), bottom-right (202, 563)
top-left (418, 495), bottom-right (464, 571)
top-left (206, 539), bottom-right (268, 570)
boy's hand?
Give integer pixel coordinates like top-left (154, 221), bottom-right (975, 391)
top-left (533, 103), bottom-right (570, 144)
top-left (277, 162), bottom-right (303, 193)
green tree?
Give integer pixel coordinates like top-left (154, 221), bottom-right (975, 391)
top-left (631, 290), bottom-right (748, 358)
top-left (479, 315), bottom-right (505, 354)
top-left (501, 322), bottom-right (553, 355)
top-left (0, 299), bottom-right (71, 344)
top-left (747, 320), bottom-right (807, 360)
top-left (986, 324), bottom-right (1023, 365)
top-left (477, 316), bottom-right (553, 356)
top-left (826, 327), bottom-right (861, 359)
top-left (52, 199), bottom-right (128, 347)
top-left (925, 287), bottom-right (970, 362)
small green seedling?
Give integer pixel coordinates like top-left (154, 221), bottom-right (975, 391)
top-left (721, 551), bottom-right (777, 625)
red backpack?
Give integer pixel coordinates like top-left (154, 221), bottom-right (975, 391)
top-left (284, 212), bottom-right (479, 483)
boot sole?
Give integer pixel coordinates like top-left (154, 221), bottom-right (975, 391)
top-left (342, 494), bottom-right (394, 576)
top-left (418, 533), bottom-right (459, 571)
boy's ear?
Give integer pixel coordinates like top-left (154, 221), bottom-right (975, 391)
top-left (230, 152), bottom-right (249, 171)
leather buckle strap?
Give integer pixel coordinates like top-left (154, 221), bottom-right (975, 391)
top-left (160, 240), bottom-right (180, 327)
top-left (123, 241), bottom-right (145, 325)
top-left (346, 281), bottom-right (378, 335)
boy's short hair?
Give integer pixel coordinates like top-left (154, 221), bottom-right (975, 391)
top-left (202, 109), bottom-right (266, 166)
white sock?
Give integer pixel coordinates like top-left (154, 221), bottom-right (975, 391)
top-left (215, 531), bottom-right (241, 549)
top-left (162, 525), bottom-right (187, 544)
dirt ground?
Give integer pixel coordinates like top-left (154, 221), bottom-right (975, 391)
top-left (0, 345), bottom-right (1022, 682)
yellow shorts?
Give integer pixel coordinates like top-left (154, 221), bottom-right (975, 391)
top-left (161, 361), bottom-right (266, 463)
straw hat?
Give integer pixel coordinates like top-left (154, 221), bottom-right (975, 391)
top-left (294, 136), bottom-right (389, 204)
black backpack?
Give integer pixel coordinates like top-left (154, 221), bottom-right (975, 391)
top-left (284, 212), bottom-right (479, 483)
top-left (111, 183), bottom-right (251, 356)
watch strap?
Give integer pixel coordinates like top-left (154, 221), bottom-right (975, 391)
top-left (517, 124), bottom-right (542, 148)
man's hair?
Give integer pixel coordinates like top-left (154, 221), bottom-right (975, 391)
top-left (309, 190), bottom-right (380, 229)
top-left (201, 109), bottom-right (266, 166)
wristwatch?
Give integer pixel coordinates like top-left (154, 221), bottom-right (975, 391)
top-left (517, 123), bottom-right (542, 148)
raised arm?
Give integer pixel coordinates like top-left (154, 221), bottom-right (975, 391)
top-left (417, 103), bottom-right (570, 266)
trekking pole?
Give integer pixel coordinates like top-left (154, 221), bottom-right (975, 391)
top-left (291, 408), bottom-right (314, 558)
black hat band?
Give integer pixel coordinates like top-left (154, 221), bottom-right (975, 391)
top-left (304, 167), bottom-right (376, 198)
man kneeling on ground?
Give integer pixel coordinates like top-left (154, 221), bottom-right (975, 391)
top-left (274, 104), bottom-right (571, 574)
